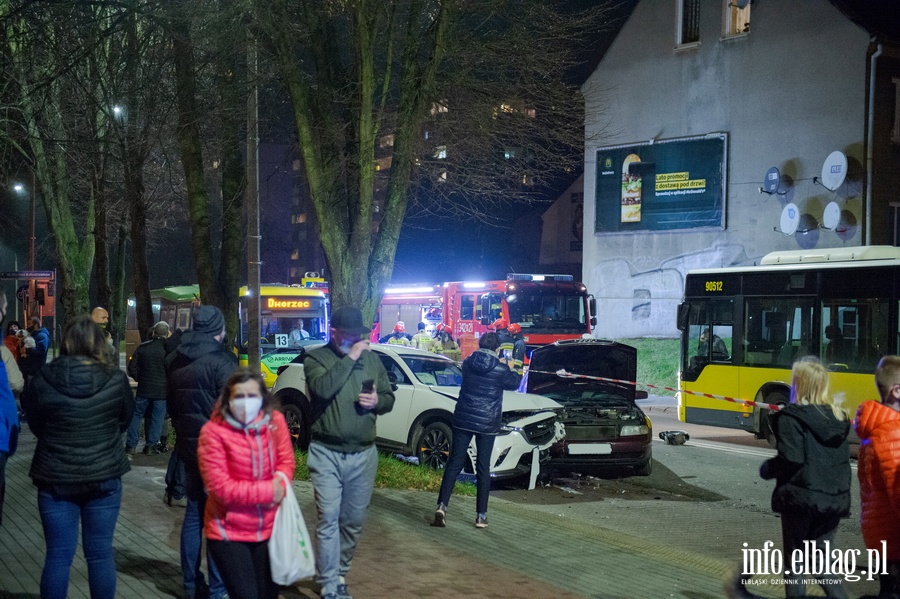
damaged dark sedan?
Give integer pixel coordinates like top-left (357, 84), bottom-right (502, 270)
top-left (524, 339), bottom-right (653, 476)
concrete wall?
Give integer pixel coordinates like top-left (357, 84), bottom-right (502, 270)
top-left (582, 0), bottom-right (871, 339)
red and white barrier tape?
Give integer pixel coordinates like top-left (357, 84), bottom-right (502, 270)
top-left (527, 369), bottom-right (782, 412)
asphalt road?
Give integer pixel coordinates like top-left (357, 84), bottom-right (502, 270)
top-left (493, 394), bottom-right (881, 598)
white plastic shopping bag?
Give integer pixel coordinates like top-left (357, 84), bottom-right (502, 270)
top-left (269, 472), bottom-right (315, 585)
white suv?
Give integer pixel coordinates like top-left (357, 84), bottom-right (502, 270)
top-left (273, 344), bottom-right (564, 480)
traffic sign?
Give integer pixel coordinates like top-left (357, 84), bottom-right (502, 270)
top-left (0, 270), bottom-right (54, 280)
top-left (16, 284), bottom-right (28, 302)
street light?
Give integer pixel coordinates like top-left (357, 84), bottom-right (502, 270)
top-left (12, 174), bottom-right (37, 325)
top-left (11, 179), bottom-right (34, 271)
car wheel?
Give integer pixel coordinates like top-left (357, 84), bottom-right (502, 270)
top-left (416, 422), bottom-right (452, 470)
top-left (280, 403), bottom-right (310, 451)
top-left (633, 459), bottom-right (652, 477)
top-left (762, 390), bottom-right (789, 447)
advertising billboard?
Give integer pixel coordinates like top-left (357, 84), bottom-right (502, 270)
top-left (594, 133), bottom-right (727, 234)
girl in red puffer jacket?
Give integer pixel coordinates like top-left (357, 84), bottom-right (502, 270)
top-left (198, 368), bottom-right (296, 599)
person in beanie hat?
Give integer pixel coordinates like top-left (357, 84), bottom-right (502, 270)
top-left (166, 305), bottom-right (237, 599)
top-left (125, 321), bottom-right (172, 456)
top-left (305, 305), bottom-right (395, 599)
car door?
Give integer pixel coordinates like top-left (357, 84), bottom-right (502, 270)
top-left (374, 354), bottom-right (414, 443)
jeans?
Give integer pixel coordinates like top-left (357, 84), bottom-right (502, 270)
top-left (780, 510), bottom-right (848, 599)
top-left (0, 450), bottom-right (7, 526)
top-left (437, 428), bottom-right (494, 515)
top-left (307, 442), bottom-right (378, 597)
top-left (208, 539), bottom-right (278, 599)
top-left (182, 464), bottom-right (225, 599)
top-left (125, 396), bottom-right (166, 449)
top-left (166, 443), bottom-right (186, 500)
top-left (37, 478), bottom-right (122, 599)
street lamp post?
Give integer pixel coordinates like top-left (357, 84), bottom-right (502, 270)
top-left (13, 170), bottom-right (37, 321)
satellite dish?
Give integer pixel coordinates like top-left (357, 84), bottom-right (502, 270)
top-left (822, 201), bottom-right (841, 230)
top-left (762, 167), bottom-right (780, 194)
top-left (819, 151), bottom-right (847, 191)
top-left (780, 203), bottom-right (800, 235)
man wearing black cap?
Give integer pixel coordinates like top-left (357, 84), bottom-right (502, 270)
top-left (304, 306), bottom-right (395, 599)
top-left (166, 305), bottom-right (237, 599)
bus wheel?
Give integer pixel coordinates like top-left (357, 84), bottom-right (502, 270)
top-left (416, 422), bottom-right (452, 470)
top-left (761, 391), bottom-right (789, 447)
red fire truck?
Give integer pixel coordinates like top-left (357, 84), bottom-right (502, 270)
top-left (370, 285), bottom-right (443, 342)
top-left (442, 274), bottom-right (595, 359)
top-left (372, 274), bottom-right (595, 361)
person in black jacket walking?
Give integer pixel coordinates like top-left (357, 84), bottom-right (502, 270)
top-left (125, 321), bottom-right (171, 456)
top-left (432, 332), bottom-right (521, 529)
top-left (23, 316), bottom-right (134, 599)
top-left (166, 306), bottom-right (237, 599)
top-left (758, 356), bottom-right (850, 599)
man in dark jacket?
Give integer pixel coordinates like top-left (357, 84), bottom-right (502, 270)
top-left (126, 321), bottom-right (170, 456)
top-left (305, 306), bottom-right (395, 599)
top-left (166, 306), bottom-right (237, 599)
top-left (433, 332), bottom-right (521, 530)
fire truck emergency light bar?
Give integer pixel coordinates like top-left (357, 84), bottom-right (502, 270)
top-left (506, 273), bottom-right (574, 282)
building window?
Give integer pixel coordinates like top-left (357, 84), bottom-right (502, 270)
top-left (724, 0), bottom-right (750, 37)
top-left (677, 0), bottom-right (700, 46)
top-left (434, 145), bottom-right (447, 159)
top-left (892, 77), bottom-right (900, 144)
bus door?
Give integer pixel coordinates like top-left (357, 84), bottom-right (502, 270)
top-left (820, 298), bottom-right (889, 371)
top-left (681, 299), bottom-right (741, 425)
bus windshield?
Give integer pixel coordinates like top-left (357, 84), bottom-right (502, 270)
top-left (237, 291), bottom-right (329, 353)
top-left (507, 291), bottom-right (587, 334)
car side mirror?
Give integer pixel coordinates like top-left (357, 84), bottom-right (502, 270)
top-left (635, 390), bottom-right (648, 400)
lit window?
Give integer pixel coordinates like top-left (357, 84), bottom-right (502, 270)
top-left (379, 134), bottom-right (394, 148)
top-left (429, 101), bottom-right (448, 115)
top-left (724, 0), bottom-right (750, 36)
top-left (434, 145), bottom-right (447, 159)
top-left (298, 213), bottom-right (307, 224)
top-left (525, 108), bottom-right (536, 118)
top-left (504, 148), bottom-right (520, 159)
top-left (677, 0), bottom-right (700, 46)
top-left (438, 170), bottom-right (447, 182)
top-left (290, 251), bottom-right (299, 261)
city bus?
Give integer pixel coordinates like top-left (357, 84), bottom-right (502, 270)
top-left (677, 245), bottom-right (900, 443)
top-left (236, 284), bottom-right (329, 386)
top-left (443, 273), bottom-right (595, 360)
top-left (127, 283), bottom-right (329, 387)
top-left (125, 285), bottom-right (200, 359)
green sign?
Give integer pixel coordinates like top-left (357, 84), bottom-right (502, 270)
top-left (595, 134), bottom-right (726, 234)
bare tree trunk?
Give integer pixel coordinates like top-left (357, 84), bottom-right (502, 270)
top-left (167, 3), bottom-right (224, 309)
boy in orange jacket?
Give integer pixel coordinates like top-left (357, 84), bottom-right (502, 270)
top-left (855, 355), bottom-right (900, 599)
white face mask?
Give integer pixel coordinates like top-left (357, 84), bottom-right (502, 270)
top-left (231, 397), bottom-right (263, 425)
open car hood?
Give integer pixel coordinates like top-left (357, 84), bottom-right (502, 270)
top-left (525, 340), bottom-right (638, 402)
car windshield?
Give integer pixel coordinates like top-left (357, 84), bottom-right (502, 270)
top-left (533, 381), bottom-right (633, 408)
top-left (399, 355), bottom-right (463, 386)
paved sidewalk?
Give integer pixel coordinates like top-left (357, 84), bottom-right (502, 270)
top-left (0, 427), bottom-right (880, 598)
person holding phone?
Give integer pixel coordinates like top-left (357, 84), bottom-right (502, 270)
top-left (432, 332), bottom-right (521, 529)
top-left (304, 306), bottom-right (395, 599)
